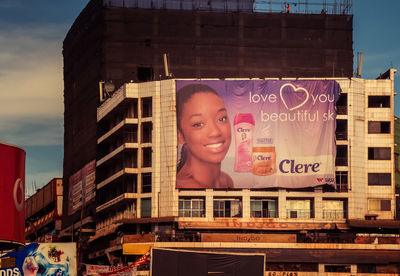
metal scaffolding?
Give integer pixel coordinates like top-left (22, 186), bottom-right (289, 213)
top-left (102, 0), bottom-right (353, 14)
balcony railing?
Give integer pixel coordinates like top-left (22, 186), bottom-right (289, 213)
top-left (287, 209), bottom-right (312, 218)
top-left (323, 209), bottom-right (346, 219)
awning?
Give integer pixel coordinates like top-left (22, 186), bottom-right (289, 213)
top-left (347, 219), bottom-right (400, 229)
top-left (181, 248), bottom-right (400, 264)
top-left (121, 216), bottom-right (176, 224)
top-left (123, 243), bottom-right (152, 255)
top-left (89, 224), bottom-right (122, 243)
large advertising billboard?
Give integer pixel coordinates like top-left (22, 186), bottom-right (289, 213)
top-left (176, 80), bottom-right (341, 189)
top-left (0, 243), bottom-right (77, 276)
top-left (68, 160), bottom-right (96, 216)
top-left (0, 142), bottom-right (26, 244)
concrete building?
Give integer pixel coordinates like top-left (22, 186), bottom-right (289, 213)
top-left (25, 178), bottom-right (63, 243)
top-left (61, 0), bottom-right (354, 247)
top-left (59, 0), bottom-right (400, 274)
top-left (85, 71), bottom-right (400, 275)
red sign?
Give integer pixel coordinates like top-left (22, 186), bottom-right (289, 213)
top-left (0, 143), bottom-right (26, 244)
top-left (99, 251), bottom-right (150, 276)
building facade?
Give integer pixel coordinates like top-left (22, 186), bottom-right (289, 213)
top-left (86, 71), bottom-right (400, 275)
top-left (61, 0), bottom-right (354, 243)
top-left (25, 178), bottom-right (63, 243)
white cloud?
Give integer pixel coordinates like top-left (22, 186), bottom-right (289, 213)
top-left (0, 25), bottom-right (65, 146)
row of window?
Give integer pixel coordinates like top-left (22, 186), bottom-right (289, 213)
top-left (96, 169), bottom-right (389, 206)
top-left (178, 197), bottom-right (392, 218)
top-left (336, 94), bottom-right (391, 115)
top-left (336, 120), bottom-right (391, 141)
top-left (179, 197), bottom-right (348, 219)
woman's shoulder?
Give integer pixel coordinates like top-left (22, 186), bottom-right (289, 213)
top-left (177, 172), bottom-right (207, 189)
top-left (219, 172), bottom-right (234, 189)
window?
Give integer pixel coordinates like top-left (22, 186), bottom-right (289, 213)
top-left (323, 199), bottom-right (347, 219)
top-left (124, 125), bottom-right (138, 143)
top-left (141, 198), bottom-right (151, 218)
top-left (250, 198), bottom-right (278, 218)
top-left (335, 145), bottom-right (348, 166)
top-left (179, 198), bottom-right (205, 217)
top-left (141, 122), bottom-right (152, 143)
top-left (123, 149), bottom-right (137, 168)
top-left (368, 199), bottom-right (391, 211)
top-left (336, 93), bottom-right (347, 115)
top-left (141, 97), bottom-right (152, 118)
top-left (137, 67), bottom-right (154, 82)
top-left (368, 147), bottom-right (391, 160)
top-left (335, 171), bottom-right (348, 192)
top-left (336, 119), bottom-right (347, 140)
top-left (395, 153), bottom-right (399, 172)
top-left (325, 265), bottom-right (351, 273)
top-left (266, 263), bottom-right (318, 272)
top-left (213, 198), bottom-right (242, 218)
top-left (368, 121), bottom-right (390, 134)
top-left (142, 173), bottom-right (152, 193)
top-left (125, 99), bottom-right (138, 118)
top-left (358, 264), bottom-right (400, 274)
top-left (286, 199), bottom-right (313, 218)
top-left (368, 96), bottom-right (390, 108)
top-left (368, 173), bottom-right (391, 186)
top-left (142, 147), bottom-right (152, 167)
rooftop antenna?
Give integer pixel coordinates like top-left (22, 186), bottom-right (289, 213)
top-left (355, 52), bottom-right (363, 77)
top-left (163, 53), bottom-right (172, 78)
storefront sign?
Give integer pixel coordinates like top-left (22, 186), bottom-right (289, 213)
top-left (201, 233), bottom-right (296, 243)
top-left (179, 220), bottom-right (336, 230)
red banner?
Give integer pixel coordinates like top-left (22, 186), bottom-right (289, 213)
top-left (0, 143), bottom-right (26, 244)
top-left (99, 251), bottom-right (150, 276)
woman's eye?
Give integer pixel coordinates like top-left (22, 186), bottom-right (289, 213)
top-left (218, 116), bottom-right (227, 122)
top-left (192, 122), bottom-right (203, 128)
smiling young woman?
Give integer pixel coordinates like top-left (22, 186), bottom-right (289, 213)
top-left (176, 84), bottom-right (233, 189)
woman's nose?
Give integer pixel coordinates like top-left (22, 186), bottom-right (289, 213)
top-left (207, 121), bottom-right (222, 136)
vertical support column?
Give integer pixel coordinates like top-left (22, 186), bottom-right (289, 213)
top-left (242, 189), bottom-right (250, 219)
top-left (314, 186), bottom-right (323, 219)
top-left (206, 189), bottom-right (214, 219)
top-left (278, 188), bottom-right (287, 218)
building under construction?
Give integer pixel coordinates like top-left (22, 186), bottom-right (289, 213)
top-left (59, 0), bottom-right (400, 274)
top-left (62, 0), bottom-right (353, 235)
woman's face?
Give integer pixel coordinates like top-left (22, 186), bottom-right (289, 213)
top-left (178, 92), bottom-right (231, 164)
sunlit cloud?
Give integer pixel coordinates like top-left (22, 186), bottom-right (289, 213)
top-left (0, 24), bottom-right (64, 146)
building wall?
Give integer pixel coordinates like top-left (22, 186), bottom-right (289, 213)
top-left (63, 0), bottom-right (353, 230)
top-left (96, 75), bottom-right (396, 225)
top-left (25, 178), bottom-right (63, 242)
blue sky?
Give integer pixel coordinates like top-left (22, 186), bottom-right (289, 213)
top-left (0, 0), bottom-right (399, 196)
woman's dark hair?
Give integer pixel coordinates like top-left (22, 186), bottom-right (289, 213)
top-left (176, 83), bottom-right (220, 172)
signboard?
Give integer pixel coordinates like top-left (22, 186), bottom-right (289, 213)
top-left (0, 243), bottom-right (77, 276)
top-left (179, 220), bottom-right (337, 231)
top-left (201, 233), bottom-right (296, 243)
top-left (68, 160), bottom-right (96, 215)
top-left (151, 248), bottom-right (265, 276)
top-left (176, 80), bottom-right (341, 189)
top-left (0, 143), bottom-right (25, 244)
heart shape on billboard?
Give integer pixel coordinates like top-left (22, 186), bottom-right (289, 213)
top-left (280, 83), bottom-right (309, 111)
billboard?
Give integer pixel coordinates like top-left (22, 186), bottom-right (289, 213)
top-left (151, 248), bottom-right (265, 276)
top-left (0, 142), bottom-right (26, 244)
top-left (176, 80), bottom-right (341, 189)
top-left (0, 243), bottom-right (77, 276)
top-left (68, 160), bottom-right (96, 215)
